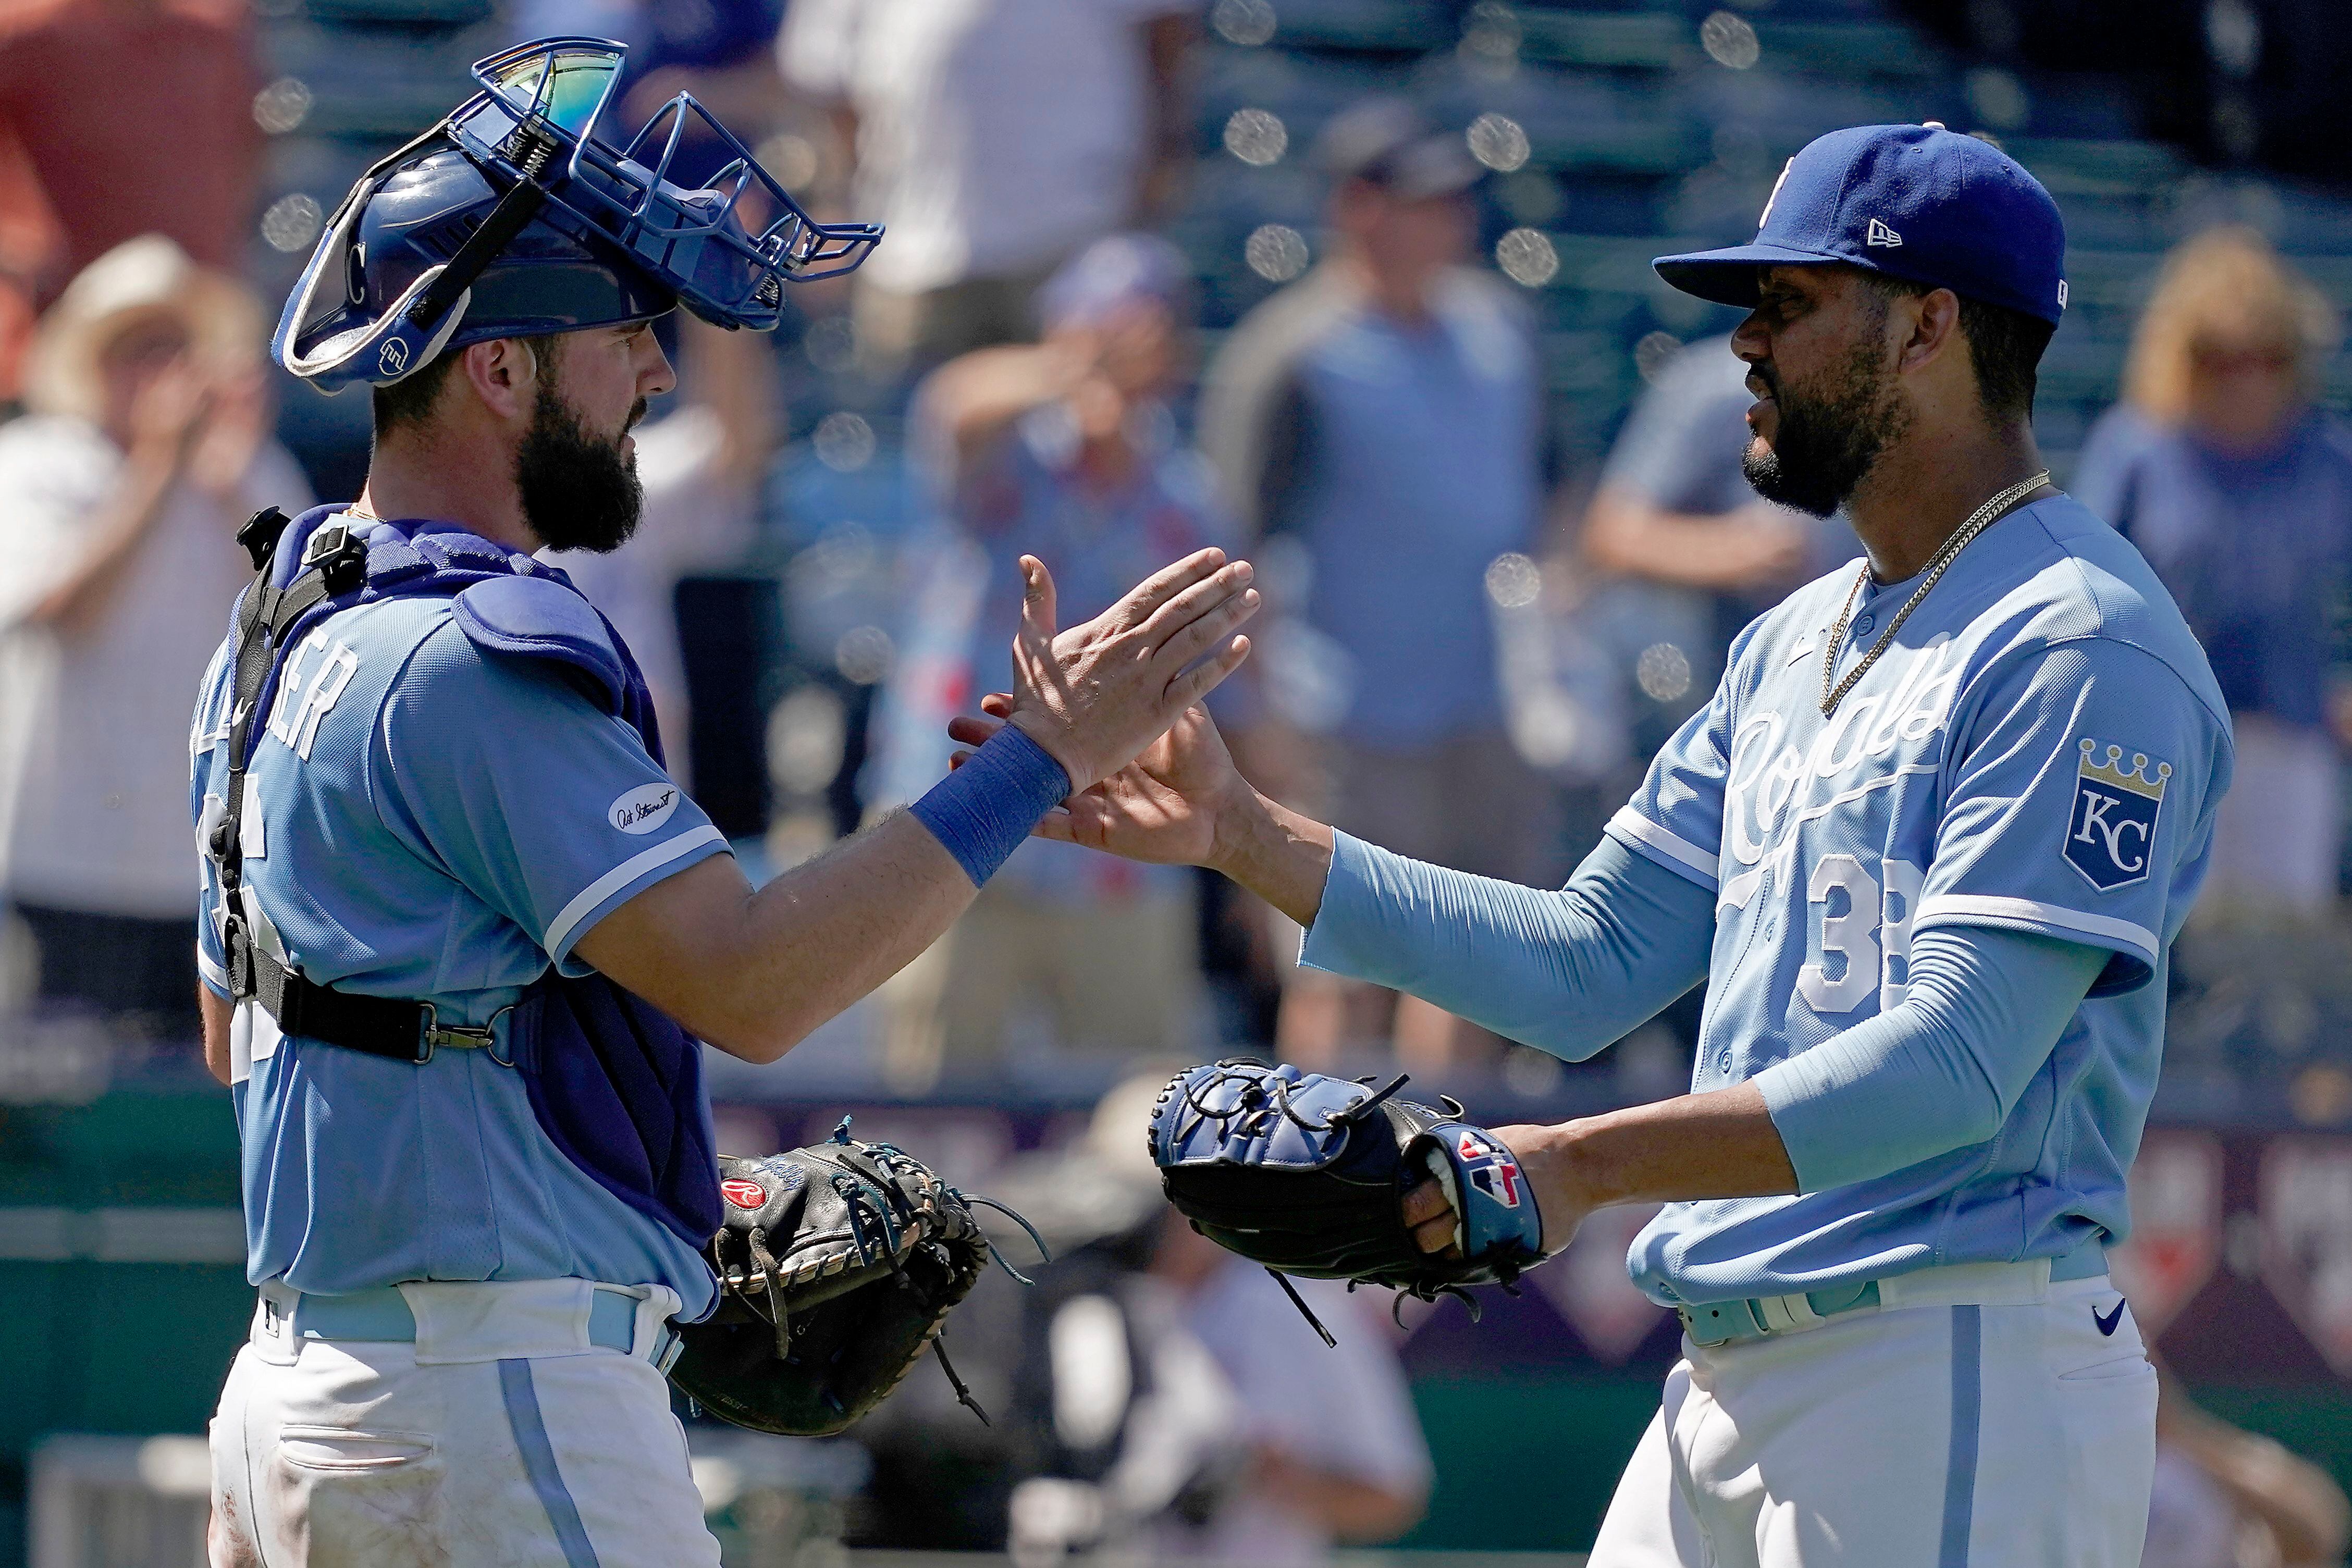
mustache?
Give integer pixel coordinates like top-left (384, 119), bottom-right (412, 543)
top-left (624, 398), bottom-right (649, 434)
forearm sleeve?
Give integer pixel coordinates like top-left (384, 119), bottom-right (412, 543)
top-left (1298, 832), bottom-right (1714, 1060)
top-left (1752, 925), bottom-right (2109, 1193)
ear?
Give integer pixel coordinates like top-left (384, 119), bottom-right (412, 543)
top-left (1894, 287), bottom-right (1963, 376)
top-left (454, 337), bottom-right (543, 425)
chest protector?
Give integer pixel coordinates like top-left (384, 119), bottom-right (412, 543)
top-left (210, 504), bottom-right (722, 1250)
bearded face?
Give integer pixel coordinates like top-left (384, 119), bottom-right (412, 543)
top-left (515, 370), bottom-right (648, 554)
top-left (1741, 294), bottom-right (1913, 520)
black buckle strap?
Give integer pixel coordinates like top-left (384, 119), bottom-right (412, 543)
top-left (214, 508), bottom-right (508, 1069)
top-left (240, 931), bottom-right (513, 1066)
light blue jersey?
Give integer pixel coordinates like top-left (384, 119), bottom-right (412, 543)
top-left (1600, 495), bottom-right (2231, 1301)
top-left (190, 516), bottom-right (732, 1318)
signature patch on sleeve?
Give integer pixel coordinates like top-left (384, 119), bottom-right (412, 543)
top-left (2065, 739), bottom-right (2171, 891)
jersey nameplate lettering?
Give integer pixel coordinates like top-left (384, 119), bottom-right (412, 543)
top-left (269, 631), bottom-right (361, 761)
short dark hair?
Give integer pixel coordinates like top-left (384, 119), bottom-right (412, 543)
top-left (371, 332), bottom-right (562, 437)
top-left (1863, 272), bottom-right (2055, 422)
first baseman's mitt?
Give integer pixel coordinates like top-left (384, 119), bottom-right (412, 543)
top-left (669, 1121), bottom-right (1021, 1436)
top-left (1149, 1060), bottom-right (1550, 1328)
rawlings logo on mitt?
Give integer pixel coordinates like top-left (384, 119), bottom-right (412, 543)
top-left (1148, 1060), bottom-right (1551, 1332)
top-left (669, 1121), bottom-right (1035, 1437)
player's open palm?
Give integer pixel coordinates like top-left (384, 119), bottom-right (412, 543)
top-left (998, 550), bottom-right (1257, 793)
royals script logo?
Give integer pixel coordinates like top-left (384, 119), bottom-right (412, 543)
top-left (1719, 636), bottom-right (1965, 908)
top-left (2065, 740), bottom-right (2170, 892)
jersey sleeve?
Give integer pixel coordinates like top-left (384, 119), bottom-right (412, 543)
top-left (190, 632), bottom-right (236, 999)
top-left (1602, 651), bottom-right (1740, 892)
top-left (1913, 637), bottom-right (2228, 996)
top-left (371, 622), bottom-right (731, 968)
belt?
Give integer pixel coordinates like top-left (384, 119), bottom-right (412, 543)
top-left (263, 1283), bottom-right (677, 1367)
top-left (1677, 1244), bottom-right (2108, 1348)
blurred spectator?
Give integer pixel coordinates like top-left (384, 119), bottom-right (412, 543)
top-left (864, 235), bottom-right (1240, 1083)
top-left (0, 236), bottom-right (310, 1033)
top-left (1199, 98), bottom-right (1563, 1069)
top-left (0, 0), bottom-right (261, 403)
top-left (546, 312), bottom-right (773, 776)
top-left (1004, 1076), bottom-right (1431, 1566)
top-left (2075, 228), bottom-right (2352, 913)
top-left (2145, 1368), bottom-right (2351, 1568)
top-left (778, 0), bottom-right (1196, 378)
top-left (1582, 335), bottom-right (1848, 658)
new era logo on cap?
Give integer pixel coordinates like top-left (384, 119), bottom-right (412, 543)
top-left (1866, 218), bottom-right (1903, 248)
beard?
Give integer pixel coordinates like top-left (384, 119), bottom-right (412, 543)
top-left (516, 378), bottom-right (647, 553)
top-left (1741, 332), bottom-right (1912, 518)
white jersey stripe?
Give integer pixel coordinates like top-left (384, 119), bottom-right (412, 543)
top-left (543, 824), bottom-right (727, 960)
top-left (1606, 807), bottom-right (1719, 886)
top-left (1912, 894), bottom-right (2159, 964)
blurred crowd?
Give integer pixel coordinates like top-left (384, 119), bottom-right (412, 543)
top-left (7, 0), bottom-right (2352, 1560)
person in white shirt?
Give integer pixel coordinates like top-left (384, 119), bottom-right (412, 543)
top-left (0, 235), bottom-right (312, 1033)
top-left (779, 0), bottom-right (1197, 376)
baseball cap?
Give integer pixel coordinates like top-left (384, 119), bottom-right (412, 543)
top-left (1313, 98), bottom-right (1482, 201)
top-left (1653, 124), bottom-right (2068, 326)
top-left (1037, 232), bottom-right (1192, 331)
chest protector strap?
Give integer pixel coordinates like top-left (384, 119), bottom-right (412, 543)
top-left (211, 505), bottom-right (721, 1246)
top-left (214, 510), bottom-right (448, 1060)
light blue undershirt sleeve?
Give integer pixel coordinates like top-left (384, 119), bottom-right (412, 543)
top-left (1752, 925), bottom-right (2109, 1193)
top-left (1298, 831), bottom-right (1714, 1060)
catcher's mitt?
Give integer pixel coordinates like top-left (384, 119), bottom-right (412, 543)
top-left (669, 1121), bottom-right (1024, 1436)
top-left (1149, 1060), bottom-right (1549, 1327)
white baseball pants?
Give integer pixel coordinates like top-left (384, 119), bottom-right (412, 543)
top-left (1590, 1268), bottom-right (2156, 1567)
top-left (207, 1280), bottom-right (720, 1567)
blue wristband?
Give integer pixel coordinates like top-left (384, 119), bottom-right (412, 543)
top-left (909, 725), bottom-right (1073, 886)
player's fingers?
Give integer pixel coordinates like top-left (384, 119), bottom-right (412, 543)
top-left (1017, 557), bottom-right (1061, 647)
top-left (946, 714), bottom-right (1003, 747)
top-left (1161, 635), bottom-right (1252, 713)
top-left (1031, 808), bottom-right (1079, 843)
top-left (1150, 583), bottom-right (1260, 669)
top-left (1105, 547), bottom-right (1227, 630)
top-left (1400, 1177), bottom-right (1455, 1231)
top-left (1411, 1215), bottom-right (1461, 1257)
top-left (979, 691), bottom-right (1015, 718)
top-left (1133, 559), bottom-right (1253, 648)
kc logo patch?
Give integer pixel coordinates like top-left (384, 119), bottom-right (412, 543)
top-left (2065, 739), bottom-right (2171, 892)
top-left (1456, 1129), bottom-right (1524, 1209)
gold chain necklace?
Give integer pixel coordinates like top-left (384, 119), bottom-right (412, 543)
top-left (1818, 472), bottom-right (2050, 718)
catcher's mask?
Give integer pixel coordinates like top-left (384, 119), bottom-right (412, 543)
top-left (273, 36), bottom-right (881, 393)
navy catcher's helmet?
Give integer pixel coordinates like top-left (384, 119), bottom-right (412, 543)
top-left (275, 37), bottom-right (880, 393)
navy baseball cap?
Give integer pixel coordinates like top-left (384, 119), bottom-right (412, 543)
top-left (1653, 124), bottom-right (2068, 326)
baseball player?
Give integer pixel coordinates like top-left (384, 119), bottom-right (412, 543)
top-left (972, 125), bottom-right (2235, 1565)
top-left (191, 40), bottom-right (1254, 1566)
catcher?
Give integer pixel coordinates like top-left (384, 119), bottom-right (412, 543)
top-left (192, 39), bottom-right (1254, 1567)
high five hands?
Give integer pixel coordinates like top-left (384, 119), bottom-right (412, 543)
top-left (985, 549), bottom-right (1260, 797)
top-left (947, 553), bottom-right (1334, 931)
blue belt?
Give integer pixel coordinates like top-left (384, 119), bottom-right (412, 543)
top-left (272, 1285), bottom-right (648, 1354)
top-left (1676, 1244), bottom-right (2108, 1349)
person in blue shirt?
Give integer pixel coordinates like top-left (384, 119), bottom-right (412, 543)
top-left (2074, 225), bottom-right (2352, 915)
top-left (192, 42), bottom-right (1256, 1567)
top-left (865, 233), bottom-right (1262, 1078)
top-left (1198, 98), bottom-right (1565, 1070)
top-left (970, 126), bottom-right (2232, 1567)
